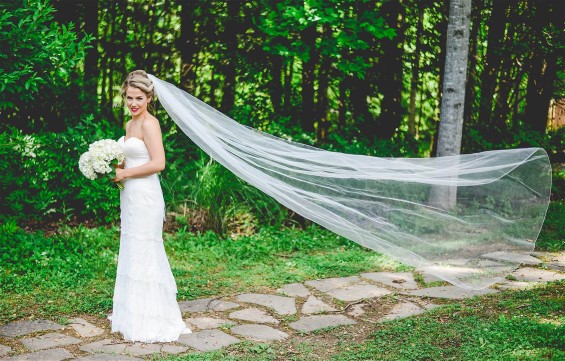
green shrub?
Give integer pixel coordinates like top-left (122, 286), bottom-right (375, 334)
top-left (0, 0), bottom-right (93, 129)
top-left (0, 117), bottom-right (123, 225)
top-left (189, 151), bottom-right (288, 235)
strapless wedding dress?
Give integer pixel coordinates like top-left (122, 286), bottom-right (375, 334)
top-left (108, 135), bottom-right (191, 342)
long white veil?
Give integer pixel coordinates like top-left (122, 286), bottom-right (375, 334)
top-left (148, 74), bottom-right (552, 290)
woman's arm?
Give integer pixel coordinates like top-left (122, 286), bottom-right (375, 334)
top-left (114, 118), bottom-right (166, 180)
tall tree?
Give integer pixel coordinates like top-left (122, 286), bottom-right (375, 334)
top-left (408, 2), bottom-right (424, 137)
top-left (524, 0), bottom-right (561, 133)
top-left (301, 21), bottom-right (317, 132)
top-left (349, 0), bottom-right (376, 139)
top-left (83, 0), bottom-right (99, 113)
top-left (377, 0), bottom-right (405, 139)
top-left (179, 0), bottom-right (199, 94)
top-left (429, 0), bottom-right (472, 209)
top-left (221, 0), bottom-right (242, 113)
top-left (317, 22), bottom-right (333, 143)
top-left (477, 0), bottom-right (508, 136)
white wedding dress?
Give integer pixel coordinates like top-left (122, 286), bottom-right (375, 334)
top-left (108, 135), bottom-right (191, 342)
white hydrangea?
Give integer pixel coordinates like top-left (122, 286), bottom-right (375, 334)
top-left (78, 139), bottom-right (125, 181)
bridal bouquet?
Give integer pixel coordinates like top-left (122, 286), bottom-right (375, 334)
top-left (79, 139), bottom-right (125, 190)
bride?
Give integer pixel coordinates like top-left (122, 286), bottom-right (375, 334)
top-left (110, 70), bottom-right (191, 342)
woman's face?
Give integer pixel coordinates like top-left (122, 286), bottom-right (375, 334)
top-left (125, 86), bottom-right (151, 117)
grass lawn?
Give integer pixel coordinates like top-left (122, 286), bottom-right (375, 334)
top-left (0, 202), bottom-right (563, 360)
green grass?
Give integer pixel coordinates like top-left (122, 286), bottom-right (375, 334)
top-left (0, 222), bottom-right (405, 324)
top-left (332, 281), bottom-right (565, 361)
top-left (536, 201), bottom-right (565, 252)
top-left (0, 202), bottom-right (563, 359)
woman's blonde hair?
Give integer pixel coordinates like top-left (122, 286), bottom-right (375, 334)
top-left (120, 70), bottom-right (155, 111)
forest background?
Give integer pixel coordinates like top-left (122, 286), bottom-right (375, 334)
top-left (1, 0), bottom-right (564, 235)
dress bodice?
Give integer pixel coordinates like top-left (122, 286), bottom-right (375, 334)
top-left (118, 136), bottom-right (150, 168)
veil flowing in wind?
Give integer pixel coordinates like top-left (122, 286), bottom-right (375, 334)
top-left (147, 74), bottom-right (552, 290)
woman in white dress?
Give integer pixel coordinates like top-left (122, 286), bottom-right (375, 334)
top-left (110, 70), bottom-right (191, 342)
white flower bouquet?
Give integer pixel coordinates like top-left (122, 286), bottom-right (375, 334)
top-left (79, 139), bottom-right (126, 190)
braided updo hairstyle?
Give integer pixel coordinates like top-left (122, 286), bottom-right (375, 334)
top-left (120, 70), bottom-right (155, 111)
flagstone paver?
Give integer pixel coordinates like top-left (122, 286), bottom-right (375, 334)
top-left (278, 283), bottom-right (311, 297)
top-left (545, 262), bottom-right (565, 272)
top-left (289, 315), bottom-right (357, 333)
top-left (533, 252), bottom-right (565, 263)
top-left (178, 298), bottom-right (240, 313)
top-left (186, 317), bottom-right (237, 329)
top-left (379, 302), bottom-right (426, 322)
top-left (178, 298), bottom-right (214, 312)
top-left (228, 307), bottom-right (280, 324)
top-left (209, 299), bottom-right (241, 312)
top-left (75, 354), bottom-right (143, 361)
top-left (361, 271), bottom-right (419, 289)
top-left (161, 345), bottom-right (189, 354)
top-left (403, 286), bottom-right (498, 300)
top-left (532, 252), bottom-right (565, 271)
top-left (481, 251), bottom-right (542, 266)
top-left (20, 332), bottom-right (82, 351)
top-left (6, 254), bottom-right (562, 360)
top-left (124, 342), bottom-right (167, 357)
top-left (236, 293), bottom-right (296, 315)
top-left (79, 339), bottom-right (127, 354)
top-left (68, 318), bottom-right (104, 338)
top-left (302, 295), bottom-right (337, 314)
top-left (79, 338), bottom-right (188, 358)
top-left (305, 276), bottom-right (361, 292)
top-left (361, 272), bottom-right (418, 290)
top-left (230, 324), bottom-right (289, 341)
top-left (510, 267), bottom-right (565, 282)
top-left (1, 348), bottom-right (74, 361)
top-left (177, 329), bottom-right (240, 352)
top-left (0, 319), bottom-right (64, 338)
top-left (346, 303), bottom-right (366, 317)
top-left (325, 282), bottom-right (392, 301)
top-left (0, 345), bottom-right (12, 357)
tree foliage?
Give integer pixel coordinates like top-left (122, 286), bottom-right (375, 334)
top-left (0, 0), bottom-right (93, 130)
top-left (1, 0), bottom-right (564, 225)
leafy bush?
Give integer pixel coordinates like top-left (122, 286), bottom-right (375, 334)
top-left (0, 0), bottom-right (93, 129)
top-left (0, 117), bottom-right (123, 225)
top-left (188, 151), bottom-right (289, 236)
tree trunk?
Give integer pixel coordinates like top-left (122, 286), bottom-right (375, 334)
top-left (270, 54), bottom-right (284, 115)
top-left (316, 23), bottom-right (332, 144)
top-left (429, 0), bottom-right (472, 210)
top-left (284, 57), bottom-right (294, 118)
top-left (462, 0), bottom-right (482, 144)
top-left (301, 22), bottom-right (317, 132)
top-left (52, 0), bottom-right (79, 26)
top-left (83, 0), bottom-right (99, 113)
top-left (477, 0), bottom-right (508, 135)
top-left (378, 0), bottom-right (405, 140)
top-left (524, 0), bottom-right (560, 133)
top-left (408, 4), bottom-right (424, 137)
top-left (221, 0), bottom-right (241, 114)
top-left (350, 0), bottom-right (373, 138)
top-left (179, 0), bottom-right (198, 93)
top-left (431, 1), bottom-right (449, 157)
top-left (338, 79), bottom-right (347, 131)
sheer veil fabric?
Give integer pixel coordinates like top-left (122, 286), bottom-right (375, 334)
top-left (148, 74), bottom-right (552, 290)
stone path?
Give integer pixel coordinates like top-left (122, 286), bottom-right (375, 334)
top-left (1, 251), bottom-right (563, 360)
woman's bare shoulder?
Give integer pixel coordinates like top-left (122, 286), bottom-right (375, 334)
top-left (143, 115), bottom-right (161, 127)
top-left (141, 115), bottom-right (162, 135)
